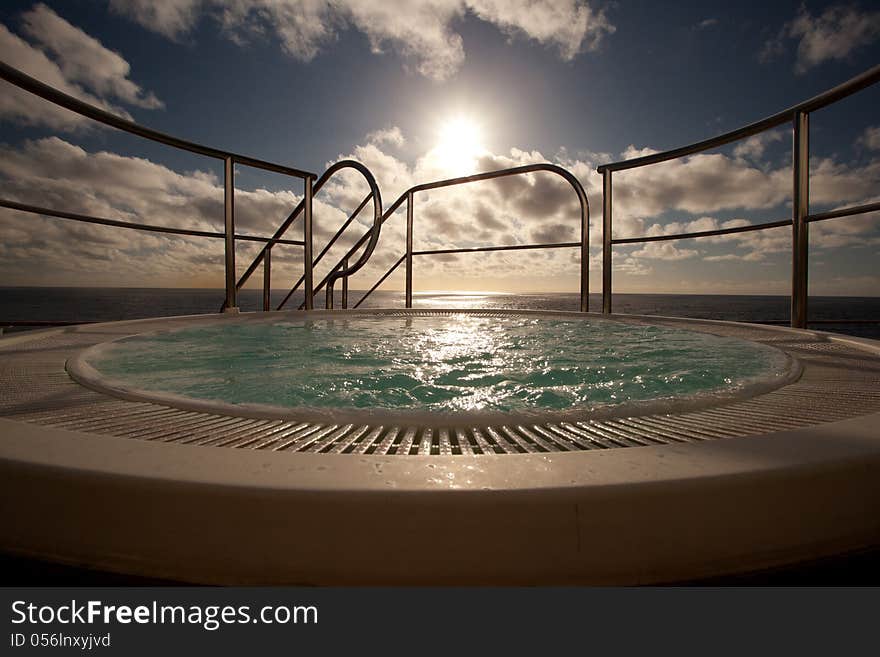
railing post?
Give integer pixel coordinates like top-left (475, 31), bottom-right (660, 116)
top-left (791, 111), bottom-right (809, 329)
top-left (579, 184), bottom-right (589, 314)
top-left (405, 191), bottom-right (414, 308)
top-left (326, 274), bottom-right (335, 310)
top-left (222, 156), bottom-right (238, 312)
top-left (303, 175), bottom-right (314, 310)
top-left (262, 243), bottom-right (271, 311)
top-left (342, 256), bottom-right (349, 309)
top-left (602, 169), bottom-right (612, 314)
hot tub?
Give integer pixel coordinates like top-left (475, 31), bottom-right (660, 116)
top-left (1, 309), bottom-right (879, 584)
top-left (67, 311), bottom-right (799, 430)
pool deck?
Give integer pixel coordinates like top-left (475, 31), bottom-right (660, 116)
top-left (1, 309), bottom-right (879, 584)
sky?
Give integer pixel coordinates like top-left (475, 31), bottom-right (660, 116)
top-left (0, 0), bottom-right (878, 296)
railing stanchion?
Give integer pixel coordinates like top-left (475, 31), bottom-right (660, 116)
top-left (791, 111), bottom-right (810, 329)
top-left (342, 257), bottom-right (349, 309)
top-left (579, 180), bottom-right (589, 313)
top-left (262, 244), bottom-right (272, 311)
top-left (405, 191), bottom-right (414, 308)
top-left (303, 176), bottom-right (314, 310)
top-left (602, 170), bottom-right (612, 314)
top-left (223, 156), bottom-right (238, 312)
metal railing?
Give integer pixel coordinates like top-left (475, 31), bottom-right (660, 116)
top-left (0, 61), bottom-right (317, 312)
top-left (279, 163), bottom-right (590, 312)
top-left (233, 160), bottom-right (383, 311)
top-left (597, 63), bottom-right (880, 328)
top-left (3, 58), bottom-right (877, 325)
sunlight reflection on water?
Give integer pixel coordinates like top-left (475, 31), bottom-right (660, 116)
top-left (91, 313), bottom-right (791, 414)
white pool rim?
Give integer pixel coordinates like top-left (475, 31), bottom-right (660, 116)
top-left (1, 311), bottom-right (879, 584)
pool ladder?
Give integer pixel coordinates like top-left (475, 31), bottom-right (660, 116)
top-left (237, 163), bottom-right (591, 312)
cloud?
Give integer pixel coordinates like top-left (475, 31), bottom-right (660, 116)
top-left (529, 222), bottom-right (576, 243)
top-left (468, 0), bottom-right (614, 60)
top-left (694, 18), bottom-right (718, 30)
top-left (0, 136), bottom-right (351, 287)
top-left (108, 0), bottom-right (205, 41)
top-left (857, 126), bottom-right (880, 151)
top-left (1, 125), bottom-right (877, 291)
top-left (111, 0), bottom-right (615, 81)
top-left (629, 241), bottom-right (699, 260)
top-left (609, 146), bottom-right (879, 237)
top-left (0, 4), bottom-right (162, 129)
top-left (366, 126), bottom-right (406, 148)
top-left (761, 4), bottom-right (880, 73)
top-left (614, 257), bottom-right (652, 276)
top-left (21, 4), bottom-right (163, 109)
top-left (611, 149), bottom-right (789, 223)
top-left (732, 129), bottom-right (784, 162)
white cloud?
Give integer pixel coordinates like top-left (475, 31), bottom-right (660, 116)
top-left (468, 0), bottom-right (614, 59)
top-left (0, 4), bottom-right (162, 129)
top-left (609, 145), bottom-right (880, 238)
top-left (612, 150), bottom-right (790, 224)
top-left (732, 129), bottom-right (784, 162)
top-left (630, 241), bottom-right (699, 260)
top-left (366, 126), bottom-right (406, 148)
top-left (0, 24), bottom-right (126, 129)
top-left (857, 126), bottom-right (880, 151)
top-left (0, 136), bottom-right (350, 287)
top-left (762, 4), bottom-right (880, 73)
top-left (108, 0), bottom-right (205, 41)
top-left (21, 4), bottom-right (163, 109)
top-left (1, 126), bottom-right (877, 291)
top-left (111, 0), bottom-right (615, 81)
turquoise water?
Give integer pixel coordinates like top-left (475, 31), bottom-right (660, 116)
top-left (90, 314), bottom-right (791, 414)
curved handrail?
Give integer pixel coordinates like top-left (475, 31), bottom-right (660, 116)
top-left (597, 63), bottom-right (880, 173)
top-left (305, 162), bottom-right (591, 312)
top-left (236, 160), bottom-right (379, 296)
top-left (322, 163), bottom-right (383, 309)
top-left (262, 160), bottom-right (382, 310)
top-left (0, 61), bottom-right (317, 180)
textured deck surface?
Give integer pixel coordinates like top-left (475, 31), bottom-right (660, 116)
top-left (1, 312), bottom-right (879, 455)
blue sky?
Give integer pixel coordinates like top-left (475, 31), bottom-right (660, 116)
top-left (0, 0), bottom-right (878, 295)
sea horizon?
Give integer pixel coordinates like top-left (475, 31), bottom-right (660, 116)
top-left (2, 284), bottom-right (878, 298)
top-left (2, 286), bottom-right (878, 339)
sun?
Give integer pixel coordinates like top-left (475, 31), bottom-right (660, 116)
top-left (432, 116), bottom-right (485, 175)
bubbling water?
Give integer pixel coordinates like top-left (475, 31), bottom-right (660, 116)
top-left (88, 314), bottom-right (792, 414)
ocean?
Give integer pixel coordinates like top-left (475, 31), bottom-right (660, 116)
top-left (1, 287), bottom-right (879, 339)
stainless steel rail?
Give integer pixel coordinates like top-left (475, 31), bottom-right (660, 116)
top-left (352, 255), bottom-right (405, 308)
top-left (0, 62), bottom-right (316, 180)
top-left (297, 163), bottom-right (590, 312)
top-left (0, 199), bottom-right (304, 245)
top-left (323, 166), bottom-right (383, 309)
top-left (806, 201), bottom-right (880, 224)
top-left (0, 61), bottom-right (317, 312)
top-left (610, 219), bottom-right (792, 245)
top-left (597, 64), bottom-right (880, 326)
top-left (270, 193), bottom-right (372, 310)
top-left (596, 64), bottom-right (880, 174)
top-left (0, 199), bottom-right (302, 246)
top-left (236, 160), bottom-right (382, 311)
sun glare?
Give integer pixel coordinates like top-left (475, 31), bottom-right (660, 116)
top-left (433, 116), bottom-right (485, 175)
